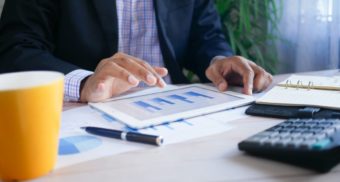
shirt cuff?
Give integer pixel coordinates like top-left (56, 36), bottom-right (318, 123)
top-left (64, 69), bottom-right (93, 102)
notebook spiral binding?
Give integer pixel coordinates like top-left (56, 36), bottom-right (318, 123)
top-left (284, 80), bottom-right (314, 90)
top-left (284, 80), bottom-right (292, 89)
top-left (307, 81), bottom-right (314, 90)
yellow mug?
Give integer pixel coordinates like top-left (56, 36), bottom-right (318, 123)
top-left (0, 71), bottom-right (64, 180)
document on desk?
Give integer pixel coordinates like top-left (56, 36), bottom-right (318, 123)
top-left (57, 85), bottom-right (251, 169)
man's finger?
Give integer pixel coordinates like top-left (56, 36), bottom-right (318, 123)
top-left (113, 57), bottom-right (158, 86)
top-left (206, 66), bottom-right (228, 91)
top-left (101, 61), bottom-right (139, 86)
top-left (248, 62), bottom-right (273, 92)
top-left (253, 70), bottom-right (273, 92)
top-left (263, 73), bottom-right (273, 90)
top-left (253, 68), bottom-right (267, 92)
top-left (153, 67), bottom-right (168, 77)
top-left (125, 54), bottom-right (166, 88)
top-left (231, 59), bottom-right (254, 95)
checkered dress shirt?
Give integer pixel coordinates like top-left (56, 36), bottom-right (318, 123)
top-left (64, 0), bottom-right (170, 101)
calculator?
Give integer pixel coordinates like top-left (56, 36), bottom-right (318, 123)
top-left (238, 118), bottom-right (340, 173)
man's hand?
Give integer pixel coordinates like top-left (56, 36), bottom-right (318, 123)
top-left (205, 56), bottom-right (273, 95)
top-left (80, 52), bottom-right (168, 102)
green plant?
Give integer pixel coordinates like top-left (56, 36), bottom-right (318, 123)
top-left (215, 0), bottom-right (282, 74)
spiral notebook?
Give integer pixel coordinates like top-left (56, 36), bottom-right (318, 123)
top-left (256, 75), bottom-right (340, 110)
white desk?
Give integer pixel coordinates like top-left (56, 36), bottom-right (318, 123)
top-left (32, 70), bottom-right (340, 182)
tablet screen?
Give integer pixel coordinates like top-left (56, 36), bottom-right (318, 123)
top-left (108, 86), bottom-right (243, 121)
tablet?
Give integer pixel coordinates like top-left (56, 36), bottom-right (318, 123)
top-left (89, 84), bottom-right (254, 129)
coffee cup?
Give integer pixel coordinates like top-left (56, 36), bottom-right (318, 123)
top-left (0, 71), bottom-right (64, 180)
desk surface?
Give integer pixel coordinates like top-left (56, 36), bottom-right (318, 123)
top-left (33, 70), bottom-right (340, 182)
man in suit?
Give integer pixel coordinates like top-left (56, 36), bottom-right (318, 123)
top-left (0, 0), bottom-right (272, 102)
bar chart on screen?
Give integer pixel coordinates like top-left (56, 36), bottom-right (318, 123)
top-left (132, 91), bottom-right (215, 113)
top-left (89, 84), bottom-right (254, 129)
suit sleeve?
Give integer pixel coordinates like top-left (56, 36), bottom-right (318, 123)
top-left (184, 0), bottom-right (233, 82)
top-left (0, 0), bottom-right (80, 74)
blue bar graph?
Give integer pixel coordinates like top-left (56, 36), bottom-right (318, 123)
top-left (133, 101), bottom-right (162, 112)
top-left (184, 91), bottom-right (214, 99)
top-left (168, 94), bottom-right (194, 103)
top-left (132, 91), bottom-right (216, 113)
top-left (151, 98), bottom-right (175, 105)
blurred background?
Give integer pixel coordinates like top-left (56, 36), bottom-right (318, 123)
top-left (0, 0), bottom-right (3, 15)
top-left (215, 0), bottom-right (340, 74)
top-left (0, 0), bottom-right (339, 75)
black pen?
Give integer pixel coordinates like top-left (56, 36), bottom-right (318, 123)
top-left (81, 126), bottom-right (164, 146)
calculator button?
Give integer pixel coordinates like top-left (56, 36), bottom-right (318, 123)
top-left (318, 124), bottom-right (333, 129)
top-left (264, 138), bottom-right (280, 146)
top-left (276, 138), bottom-right (292, 147)
top-left (279, 129), bottom-right (291, 133)
top-left (298, 125), bottom-right (311, 130)
top-left (311, 128), bottom-right (324, 134)
top-left (323, 128), bottom-right (336, 136)
top-left (293, 121), bottom-right (305, 125)
top-left (306, 121), bottom-right (318, 125)
top-left (283, 126), bottom-right (295, 130)
top-left (300, 118), bottom-right (313, 122)
top-left (277, 124), bottom-right (288, 128)
top-left (292, 138), bottom-right (304, 145)
top-left (300, 140), bottom-right (315, 149)
top-left (312, 126), bottom-right (324, 130)
top-left (333, 124), bottom-right (340, 130)
top-left (246, 136), bottom-right (269, 144)
top-left (287, 138), bottom-right (305, 148)
top-left (270, 132), bottom-right (280, 138)
top-left (267, 127), bottom-right (281, 132)
top-left (256, 131), bottom-right (274, 137)
top-left (312, 139), bottom-right (332, 150)
top-left (304, 138), bottom-right (318, 143)
top-left (327, 118), bottom-right (340, 123)
top-left (259, 138), bottom-right (271, 145)
top-left (314, 133), bottom-right (327, 140)
top-left (319, 121), bottom-right (333, 125)
top-left (291, 129), bottom-right (307, 134)
top-left (278, 132), bottom-right (290, 138)
top-left (290, 133), bottom-right (301, 139)
top-left (301, 131), bottom-right (314, 135)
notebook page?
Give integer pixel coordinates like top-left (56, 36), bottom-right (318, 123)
top-left (256, 86), bottom-right (340, 110)
top-left (277, 75), bottom-right (340, 90)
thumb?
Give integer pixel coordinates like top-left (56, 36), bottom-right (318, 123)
top-left (85, 78), bottom-right (113, 102)
top-left (88, 81), bottom-right (110, 102)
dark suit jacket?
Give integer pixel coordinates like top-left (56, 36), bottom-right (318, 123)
top-left (0, 0), bottom-right (233, 83)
